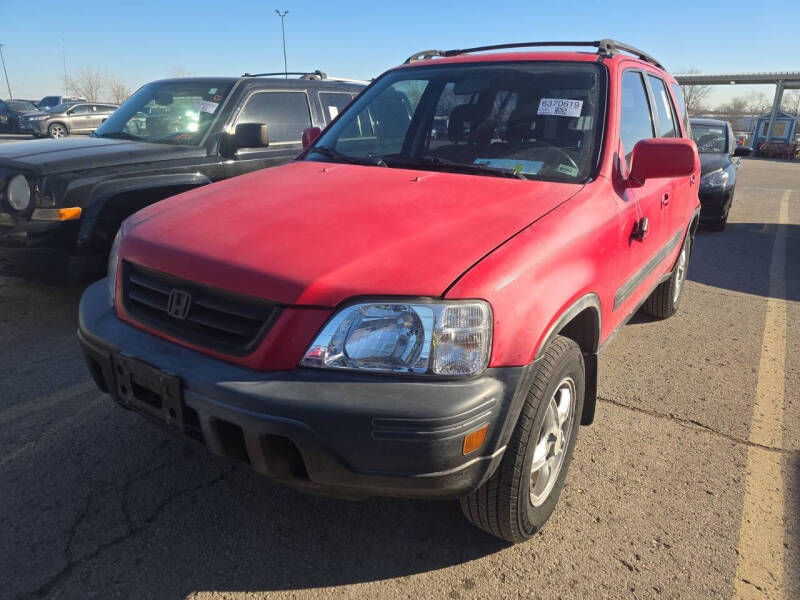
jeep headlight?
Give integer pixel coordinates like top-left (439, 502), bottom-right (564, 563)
top-left (301, 301), bottom-right (492, 376)
top-left (6, 175), bottom-right (31, 212)
top-left (107, 229), bottom-right (122, 303)
top-left (700, 168), bottom-right (729, 189)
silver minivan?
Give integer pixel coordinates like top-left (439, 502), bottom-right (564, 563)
top-left (21, 102), bottom-right (118, 138)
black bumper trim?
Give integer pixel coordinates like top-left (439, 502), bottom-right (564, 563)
top-left (79, 280), bottom-right (534, 499)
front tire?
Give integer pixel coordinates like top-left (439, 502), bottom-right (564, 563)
top-left (48, 123), bottom-right (68, 139)
top-left (461, 336), bottom-right (584, 543)
top-left (642, 231), bottom-right (691, 319)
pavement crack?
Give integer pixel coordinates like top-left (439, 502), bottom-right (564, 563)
top-left (597, 395), bottom-right (796, 455)
top-left (16, 465), bottom-right (237, 600)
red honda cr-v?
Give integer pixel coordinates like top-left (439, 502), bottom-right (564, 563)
top-left (79, 40), bottom-right (700, 542)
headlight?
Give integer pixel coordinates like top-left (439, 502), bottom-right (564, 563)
top-left (700, 168), bottom-right (729, 189)
top-left (301, 301), bottom-right (492, 376)
top-left (6, 175), bottom-right (31, 212)
top-left (107, 229), bottom-right (122, 304)
top-left (30, 115), bottom-right (47, 121)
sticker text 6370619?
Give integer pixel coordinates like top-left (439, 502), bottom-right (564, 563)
top-left (537, 98), bottom-right (583, 118)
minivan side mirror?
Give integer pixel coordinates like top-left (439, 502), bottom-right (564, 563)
top-left (220, 123), bottom-right (269, 158)
top-left (627, 138), bottom-right (696, 187)
top-left (302, 126), bottom-right (321, 149)
top-left (733, 146), bottom-right (752, 157)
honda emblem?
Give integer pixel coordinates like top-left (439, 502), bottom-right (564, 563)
top-left (166, 289), bottom-right (192, 320)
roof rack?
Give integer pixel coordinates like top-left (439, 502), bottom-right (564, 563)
top-left (404, 39), bottom-right (666, 71)
top-left (241, 70), bottom-right (369, 84)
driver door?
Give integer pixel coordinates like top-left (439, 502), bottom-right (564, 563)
top-left (67, 104), bottom-right (93, 134)
top-left (224, 89), bottom-right (313, 178)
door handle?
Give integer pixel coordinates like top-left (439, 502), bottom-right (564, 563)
top-left (661, 193), bottom-right (670, 207)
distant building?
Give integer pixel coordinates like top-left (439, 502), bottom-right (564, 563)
top-left (751, 110), bottom-right (799, 146)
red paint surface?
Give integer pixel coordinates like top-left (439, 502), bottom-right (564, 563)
top-left (116, 51), bottom-right (700, 371)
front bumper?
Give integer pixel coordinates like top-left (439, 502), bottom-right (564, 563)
top-left (0, 220), bottom-right (102, 280)
top-left (698, 187), bottom-right (734, 220)
top-left (79, 280), bottom-right (532, 499)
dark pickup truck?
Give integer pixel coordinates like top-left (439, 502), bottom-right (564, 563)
top-left (0, 72), bottom-right (365, 280)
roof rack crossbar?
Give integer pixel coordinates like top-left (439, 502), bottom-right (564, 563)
top-left (241, 70), bottom-right (369, 85)
top-left (242, 70), bottom-right (328, 78)
top-left (403, 39), bottom-right (665, 70)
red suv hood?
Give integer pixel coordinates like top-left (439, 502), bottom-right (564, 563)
top-left (123, 161), bottom-right (582, 307)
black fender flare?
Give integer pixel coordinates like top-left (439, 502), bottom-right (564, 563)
top-left (76, 172), bottom-right (212, 245)
top-left (534, 293), bottom-right (602, 425)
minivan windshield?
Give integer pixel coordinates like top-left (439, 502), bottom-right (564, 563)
top-left (306, 62), bottom-right (603, 181)
top-left (93, 80), bottom-right (234, 145)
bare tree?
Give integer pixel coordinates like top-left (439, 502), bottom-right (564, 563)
top-left (107, 76), bottom-right (131, 104)
top-left (782, 90), bottom-right (800, 117)
top-left (718, 96), bottom-right (750, 119)
top-left (167, 66), bottom-right (192, 78)
top-left (65, 66), bottom-right (107, 102)
top-left (679, 68), bottom-right (712, 116)
top-left (746, 91), bottom-right (772, 115)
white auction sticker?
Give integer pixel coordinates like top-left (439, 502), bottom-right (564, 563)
top-left (194, 100), bottom-right (219, 114)
top-left (537, 98), bottom-right (583, 117)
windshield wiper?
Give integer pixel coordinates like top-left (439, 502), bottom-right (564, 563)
top-left (311, 145), bottom-right (388, 167)
top-left (94, 131), bottom-right (146, 142)
top-left (385, 155), bottom-right (527, 180)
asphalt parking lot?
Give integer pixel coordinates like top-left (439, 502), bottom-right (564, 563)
top-left (1, 157), bottom-right (798, 599)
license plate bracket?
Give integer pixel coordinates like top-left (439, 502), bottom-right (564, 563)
top-left (111, 354), bottom-right (184, 429)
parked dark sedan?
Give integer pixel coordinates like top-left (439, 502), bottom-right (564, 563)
top-left (690, 117), bottom-right (747, 231)
top-left (0, 100), bottom-right (39, 133)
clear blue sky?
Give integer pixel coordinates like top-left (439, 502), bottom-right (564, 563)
top-left (1, 0), bottom-right (796, 105)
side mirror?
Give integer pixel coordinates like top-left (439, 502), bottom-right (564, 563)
top-left (220, 123), bottom-right (269, 158)
top-left (733, 146), bottom-right (752, 157)
top-left (302, 126), bottom-right (321, 149)
top-left (627, 138), bottom-right (696, 188)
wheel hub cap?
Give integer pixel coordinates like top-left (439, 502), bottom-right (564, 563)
top-left (529, 377), bottom-right (576, 507)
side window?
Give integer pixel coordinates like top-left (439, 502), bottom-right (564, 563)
top-left (620, 71), bottom-right (655, 167)
top-left (670, 82), bottom-right (691, 138)
top-left (647, 75), bottom-right (678, 138)
top-left (237, 91), bottom-right (311, 143)
top-left (70, 105), bottom-right (91, 115)
top-left (319, 92), bottom-right (352, 123)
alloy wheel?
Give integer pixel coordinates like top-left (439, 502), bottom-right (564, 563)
top-left (529, 376), bottom-right (576, 507)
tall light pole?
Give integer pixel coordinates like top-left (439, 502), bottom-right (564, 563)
top-left (0, 44), bottom-right (12, 99)
top-left (62, 38), bottom-right (68, 96)
top-left (275, 9), bottom-right (289, 78)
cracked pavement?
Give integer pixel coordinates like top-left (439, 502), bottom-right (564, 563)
top-left (0, 158), bottom-right (798, 599)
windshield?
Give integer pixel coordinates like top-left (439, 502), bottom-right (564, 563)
top-left (306, 62), bottom-right (603, 181)
top-left (94, 80), bottom-right (234, 145)
top-left (38, 97), bottom-right (58, 108)
top-left (7, 101), bottom-right (37, 112)
top-left (692, 123), bottom-right (728, 153)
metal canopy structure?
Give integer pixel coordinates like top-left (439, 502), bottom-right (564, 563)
top-left (674, 71), bottom-right (800, 148)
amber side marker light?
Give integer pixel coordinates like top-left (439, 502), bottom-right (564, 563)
top-left (462, 425), bottom-right (489, 455)
top-left (31, 207), bottom-right (82, 221)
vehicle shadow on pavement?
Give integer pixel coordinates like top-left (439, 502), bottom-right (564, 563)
top-left (0, 281), bottom-right (509, 598)
top-left (687, 223), bottom-right (800, 302)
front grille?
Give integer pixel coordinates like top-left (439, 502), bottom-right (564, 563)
top-left (122, 261), bottom-right (282, 355)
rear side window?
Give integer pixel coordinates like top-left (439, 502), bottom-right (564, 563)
top-left (647, 75), bottom-right (678, 138)
top-left (620, 71), bottom-right (655, 167)
top-left (320, 92), bottom-right (353, 123)
top-left (670, 82), bottom-right (691, 138)
top-left (237, 91), bottom-right (311, 143)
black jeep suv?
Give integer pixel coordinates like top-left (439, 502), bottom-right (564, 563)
top-left (0, 72), bottom-right (365, 280)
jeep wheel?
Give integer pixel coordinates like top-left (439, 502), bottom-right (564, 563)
top-left (642, 232), bottom-right (691, 319)
top-left (48, 123), bottom-right (68, 139)
top-left (460, 336), bottom-right (584, 543)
